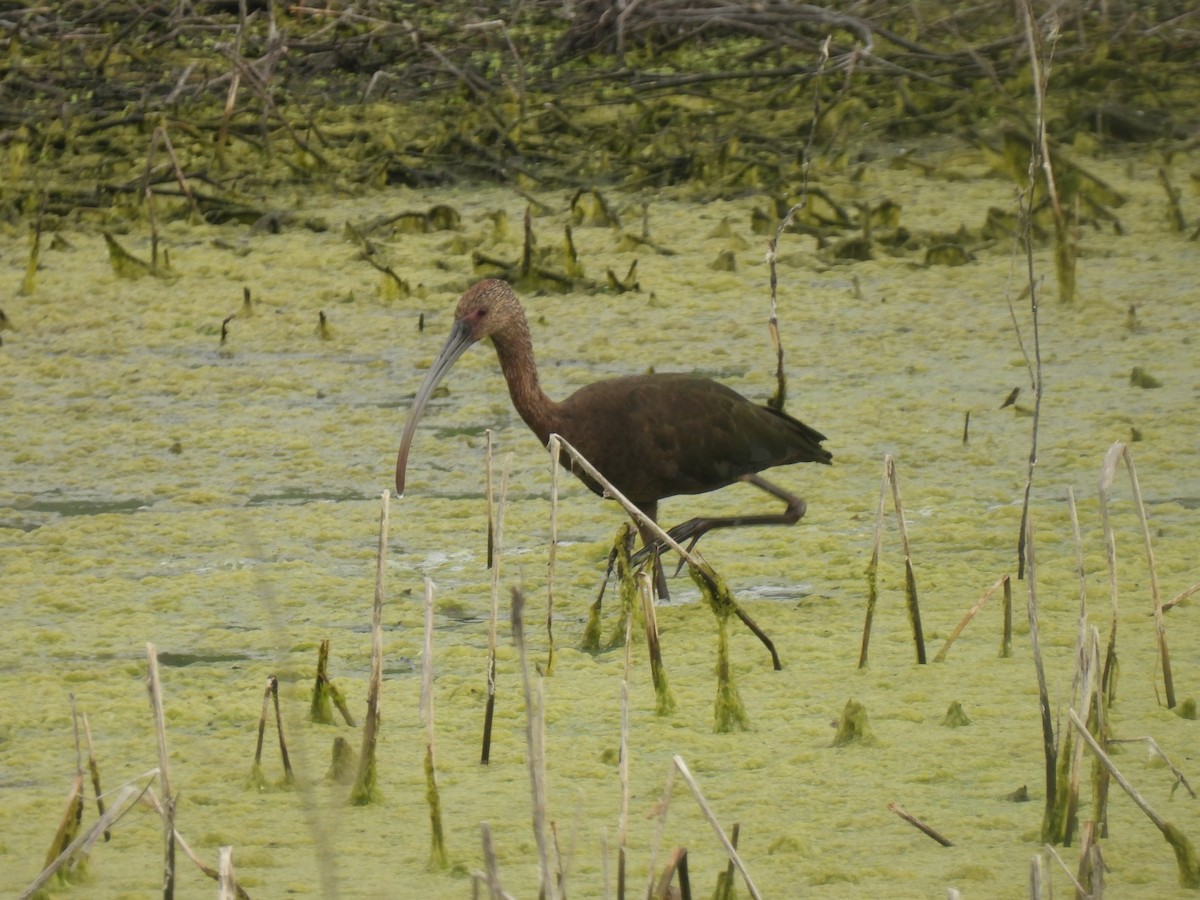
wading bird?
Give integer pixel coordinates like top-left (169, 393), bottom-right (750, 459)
top-left (395, 279), bottom-right (831, 602)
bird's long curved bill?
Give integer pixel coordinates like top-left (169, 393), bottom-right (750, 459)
top-left (395, 319), bottom-right (474, 496)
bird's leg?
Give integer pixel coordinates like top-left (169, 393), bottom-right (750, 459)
top-left (631, 474), bottom-right (808, 571)
top-left (634, 514), bottom-right (670, 601)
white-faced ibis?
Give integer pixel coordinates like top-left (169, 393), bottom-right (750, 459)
top-left (395, 278), bottom-right (831, 598)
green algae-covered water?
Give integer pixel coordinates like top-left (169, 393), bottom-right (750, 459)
top-left (1, 148), bottom-right (1198, 898)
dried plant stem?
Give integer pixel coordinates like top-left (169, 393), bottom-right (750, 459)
top-left (479, 822), bottom-right (515, 900)
top-left (860, 455), bottom-right (924, 666)
top-left (934, 573), bottom-right (1010, 662)
top-left (618, 607), bottom-right (634, 900)
top-left (644, 755), bottom-right (678, 899)
top-left (762, 35), bottom-right (829, 409)
top-left (21, 783), bottom-right (141, 900)
top-left (546, 435), bottom-right (560, 674)
top-left (144, 788), bottom-right (251, 900)
top-left (672, 756), bottom-right (762, 900)
top-left (637, 571), bottom-right (675, 714)
top-left (1107, 736), bottom-right (1197, 799)
top-left (1068, 708), bottom-right (1200, 887)
top-left (145, 642), bottom-right (178, 896)
top-left (218, 846), bottom-right (235, 900)
top-left (1024, 516), bottom-right (1059, 844)
top-left (511, 587), bottom-right (556, 900)
top-left (351, 489), bottom-right (389, 805)
top-left (422, 577), bottom-right (449, 869)
top-left (887, 803), bottom-right (953, 846)
top-left (80, 712), bottom-right (109, 842)
top-left (481, 454), bottom-right (511, 765)
top-left (1099, 441), bottom-right (1174, 707)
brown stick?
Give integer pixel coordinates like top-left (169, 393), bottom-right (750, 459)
top-left (887, 802), bottom-right (953, 847)
top-left (351, 490), bottom-right (388, 804)
top-left (481, 455), bottom-right (511, 766)
top-left (672, 756), bottom-right (762, 900)
top-left (934, 573), bottom-right (1010, 662)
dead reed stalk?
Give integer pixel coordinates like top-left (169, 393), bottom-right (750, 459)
top-left (618, 604), bottom-right (634, 900)
top-left (1068, 708), bottom-right (1200, 887)
top-left (672, 756), bottom-right (762, 900)
top-left (22, 783), bottom-right (141, 900)
top-left (1099, 441), bottom-right (1175, 708)
top-left (887, 803), bottom-right (953, 847)
top-left (547, 428), bottom-right (561, 673)
top-left (421, 577), bottom-right (449, 869)
top-left (1023, 516), bottom-right (1060, 844)
top-left (860, 454), bottom-right (925, 667)
top-left (145, 642), bottom-right (178, 895)
top-left (637, 571), bottom-right (676, 715)
top-left (934, 573), bottom-right (1011, 662)
top-left (511, 587), bottom-right (556, 899)
top-left (481, 454), bottom-right (511, 765)
top-left (351, 489), bottom-right (389, 805)
top-left (249, 675), bottom-right (293, 788)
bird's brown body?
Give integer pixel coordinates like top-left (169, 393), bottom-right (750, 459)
top-left (522, 372), bottom-right (829, 507)
top-left (395, 279), bottom-right (830, 579)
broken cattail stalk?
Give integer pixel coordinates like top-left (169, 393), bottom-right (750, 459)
top-left (22, 783), bottom-right (140, 900)
top-left (479, 822), bottom-right (513, 899)
top-left (645, 754), bottom-right (678, 899)
top-left (861, 455), bottom-right (925, 664)
top-left (637, 571), bottom-right (675, 715)
top-left (861, 460), bottom-right (887, 668)
top-left (546, 435), bottom-right (560, 674)
top-left (1163, 581), bottom-right (1200, 612)
top-left (511, 587), bottom-right (556, 900)
top-left (652, 848), bottom-right (690, 900)
top-left (249, 675), bottom-right (274, 789)
top-left (1106, 736), bottom-right (1197, 799)
top-left (422, 577), bottom-right (449, 870)
top-left (39, 774), bottom-right (85, 887)
top-left (672, 756), bottom-right (762, 900)
top-left (1025, 516), bottom-right (1061, 845)
top-left (80, 712), bottom-right (109, 842)
top-left (1001, 571), bottom-right (1013, 658)
top-left (713, 823), bottom-right (741, 900)
top-left (218, 846), bottom-right (235, 900)
top-left (481, 455), bottom-right (511, 766)
top-left (351, 489), bottom-right (389, 805)
top-left (887, 802), bottom-right (953, 847)
top-left (618, 607), bottom-right (634, 900)
top-left (146, 643), bottom-right (172, 801)
top-left (934, 573), bottom-right (1011, 662)
top-left (145, 642), bottom-right (179, 894)
top-left (270, 675), bottom-right (294, 785)
top-left (691, 562), bottom-right (751, 733)
top-left (887, 456), bottom-right (925, 663)
top-left (1068, 707), bottom-right (1200, 887)
top-left (1100, 441), bottom-right (1174, 707)
top-left (311, 639), bottom-right (334, 724)
top-left (486, 429), bottom-right (494, 568)
top-left (144, 788), bottom-right (252, 900)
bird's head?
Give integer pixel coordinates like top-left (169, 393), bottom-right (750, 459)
top-left (395, 279), bottom-right (522, 496)
top-left (453, 278), bottom-right (522, 344)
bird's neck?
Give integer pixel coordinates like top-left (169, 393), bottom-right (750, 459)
top-left (492, 323), bottom-right (559, 445)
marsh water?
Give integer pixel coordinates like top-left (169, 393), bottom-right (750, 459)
top-left (1, 145), bottom-right (1198, 898)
